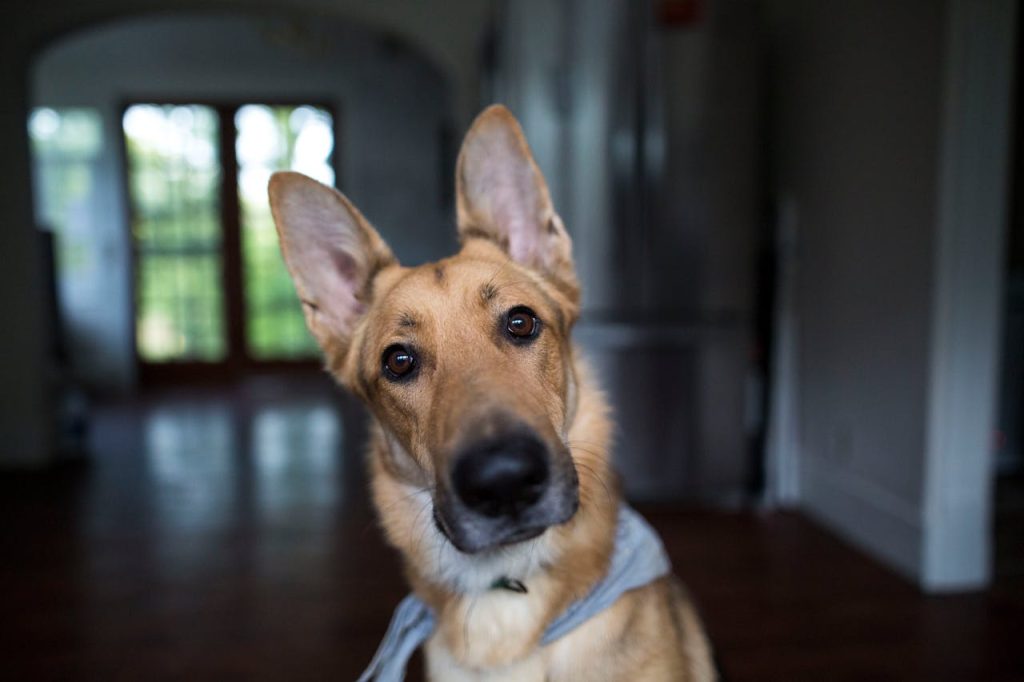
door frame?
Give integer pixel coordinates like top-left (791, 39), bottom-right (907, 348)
top-left (920, 0), bottom-right (1016, 591)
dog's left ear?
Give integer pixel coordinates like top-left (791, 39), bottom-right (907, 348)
top-left (456, 105), bottom-right (578, 302)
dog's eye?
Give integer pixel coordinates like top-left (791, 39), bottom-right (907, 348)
top-left (505, 306), bottom-right (540, 341)
top-left (382, 345), bottom-right (417, 380)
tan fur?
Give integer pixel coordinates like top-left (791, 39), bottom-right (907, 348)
top-left (268, 105), bottom-right (715, 681)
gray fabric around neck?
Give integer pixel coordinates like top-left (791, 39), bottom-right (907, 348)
top-left (356, 504), bottom-right (671, 682)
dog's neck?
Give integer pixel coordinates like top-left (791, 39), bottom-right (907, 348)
top-left (368, 357), bottom-right (618, 670)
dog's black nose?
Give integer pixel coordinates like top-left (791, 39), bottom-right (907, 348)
top-left (452, 433), bottom-right (549, 517)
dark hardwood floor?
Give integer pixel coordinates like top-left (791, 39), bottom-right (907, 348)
top-left (1, 375), bottom-right (1022, 680)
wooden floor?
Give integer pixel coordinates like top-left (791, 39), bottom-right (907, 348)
top-left (1, 376), bottom-right (1022, 680)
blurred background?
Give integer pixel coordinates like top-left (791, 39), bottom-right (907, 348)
top-left (2, 0), bottom-right (1023, 679)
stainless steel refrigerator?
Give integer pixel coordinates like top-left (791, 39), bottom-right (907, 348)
top-left (489, 0), bottom-right (765, 503)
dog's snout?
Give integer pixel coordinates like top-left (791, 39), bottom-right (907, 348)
top-left (452, 433), bottom-right (549, 518)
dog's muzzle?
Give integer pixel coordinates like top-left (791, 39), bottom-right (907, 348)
top-left (436, 427), bottom-right (578, 554)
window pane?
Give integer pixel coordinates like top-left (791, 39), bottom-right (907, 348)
top-left (28, 107), bottom-right (104, 278)
top-left (124, 104), bottom-right (225, 362)
top-left (237, 104), bottom-right (333, 360)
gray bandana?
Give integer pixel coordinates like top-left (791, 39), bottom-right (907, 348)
top-left (357, 504), bottom-right (671, 682)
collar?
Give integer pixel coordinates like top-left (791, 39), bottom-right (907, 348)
top-left (357, 504), bottom-right (671, 682)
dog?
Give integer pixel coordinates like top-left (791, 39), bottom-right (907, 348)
top-left (268, 105), bottom-right (715, 681)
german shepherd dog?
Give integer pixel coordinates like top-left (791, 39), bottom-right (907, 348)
top-left (268, 105), bottom-right (715, 680)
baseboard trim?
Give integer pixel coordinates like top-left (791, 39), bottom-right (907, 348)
top-left (801, 456), bottom-right (922, 582)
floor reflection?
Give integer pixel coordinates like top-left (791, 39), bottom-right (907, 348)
top-left (133, 397), bottom-right (347, 591)
top-left (127, 377), bottom-right (354, 534)
top-left (252, 404), bottom-right (341, 520)
top-left (146, 405), bottom-right (237, 530)
top-left (138, 398), bottom-right (346, 530)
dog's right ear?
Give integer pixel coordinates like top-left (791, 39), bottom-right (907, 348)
top-left (268, 171), bottom-right (396, 360)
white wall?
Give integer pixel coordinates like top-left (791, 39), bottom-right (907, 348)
top-left (766, 0), bottom-right (945, 578)
top-left (32, 12), bottom-right (455, 393)
top-left (765, 0), bottom-right (1014, 590)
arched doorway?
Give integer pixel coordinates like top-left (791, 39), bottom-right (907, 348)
top-left (28, 10), bottom-right (458, 389)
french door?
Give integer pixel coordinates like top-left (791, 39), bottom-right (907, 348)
top-left (122, 102), bottom-right (335, 381)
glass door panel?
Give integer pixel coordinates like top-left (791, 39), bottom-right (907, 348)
top-left (124, 104), bottom-right (225, 362)
top-left (236, 104), bottom-right (334, 360)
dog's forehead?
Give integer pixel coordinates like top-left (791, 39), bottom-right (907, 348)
top-left (377, 253), bottom-right (541, 317)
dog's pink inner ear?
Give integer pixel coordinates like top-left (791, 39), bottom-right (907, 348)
top-left (268, 172), bottom-right (393, 348)
top-left (296, 244), bottom-right (366, 328)
top-left (456, 106), bottom-right (574, 284)
top-left (461, 129), bottom-right (549, 265)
